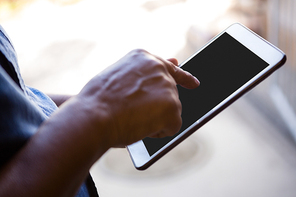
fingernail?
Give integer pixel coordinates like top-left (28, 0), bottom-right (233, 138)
top-left (194, 76), bottom-right (200, 86)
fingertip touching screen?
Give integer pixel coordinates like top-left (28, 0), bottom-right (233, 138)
top-left (143, 32), bottom-right (269, 156)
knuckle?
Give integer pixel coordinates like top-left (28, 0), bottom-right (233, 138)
top-left (165, 115), bottom-right (182, 137)
top-left (162, 93), bottom-right (181, 114)
top-left (126, 49), bottom-right (148, 61)
top-left (173, 116), bottom-right (182, 133)
top-left (130, 48), bottom-right (148, 55)
top-left (153, 61), bottom-right (166, 71)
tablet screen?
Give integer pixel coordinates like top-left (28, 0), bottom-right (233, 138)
top-left (142, 32), bottom-right (269, 156)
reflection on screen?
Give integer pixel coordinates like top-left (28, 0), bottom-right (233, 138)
top-left (143, 32), bottom-right (269, 156)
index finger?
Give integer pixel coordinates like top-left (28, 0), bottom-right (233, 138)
top-left (147, 52), bottom-right (200, 89)
top-left (166, 59), bottom-right (200, 89)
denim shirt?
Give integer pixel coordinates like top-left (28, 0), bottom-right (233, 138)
top-left (0, 25), bottom-right (98, 197)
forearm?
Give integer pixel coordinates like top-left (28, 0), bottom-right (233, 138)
top-left (0, 97), bottom-right (110, 197)
top-left (0, 49), bottom-right (199, 196)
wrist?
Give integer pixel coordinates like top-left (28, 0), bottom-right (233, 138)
top-left (48, 94), bottom-right (73, 107)
top-left (61, 95), bottom-right (114, 153)
top-left (42, 96), bottom-right (112, 166)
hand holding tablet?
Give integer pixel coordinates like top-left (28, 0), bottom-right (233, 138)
top-left (127, 23), bottom-right (286, 170)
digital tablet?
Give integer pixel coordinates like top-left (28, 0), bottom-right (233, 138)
top-left (127, 23), bottom-right (286, 170)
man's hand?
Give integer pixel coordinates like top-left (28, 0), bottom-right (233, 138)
top-left (76, 49), bottom-right (200, 147)
top-left (0, 49), bottom-right (199, 197)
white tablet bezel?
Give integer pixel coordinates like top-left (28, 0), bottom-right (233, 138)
top-left (127, 23), bottom-right (286, 170)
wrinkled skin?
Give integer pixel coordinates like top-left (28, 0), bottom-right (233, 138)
top-left (77, 49), bottom-right (200, 147)
top-left (0, 49), bottom-right (199, 197)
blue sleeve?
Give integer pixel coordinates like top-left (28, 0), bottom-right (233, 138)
top-left (0, 25), bottom-right (97, 197)
top-left (0, 66), bottom-right (46, 167)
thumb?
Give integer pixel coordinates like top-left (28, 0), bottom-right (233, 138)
top-left (167, 58), bottom-right (178, 66)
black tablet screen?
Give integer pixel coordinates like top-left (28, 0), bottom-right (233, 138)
top-left (143, 32), bottom-right (269, 156)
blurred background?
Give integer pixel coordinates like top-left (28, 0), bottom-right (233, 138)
top-left (0, 0), bottom-right (295, 196)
